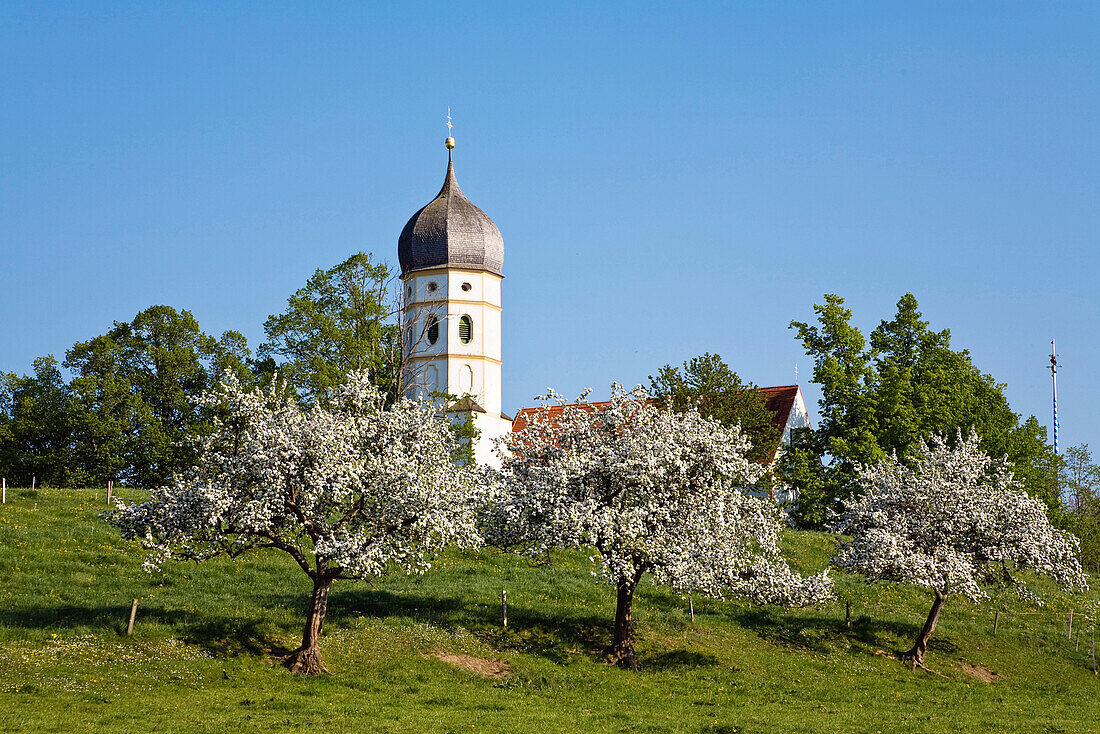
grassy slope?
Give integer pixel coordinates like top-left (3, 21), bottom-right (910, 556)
top-left (1, 489), bottom-right (1098, 734)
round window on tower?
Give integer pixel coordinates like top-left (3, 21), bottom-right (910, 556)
top-left (459, 315), bottom-right (473, 344)
top-left (427, 281), bottom-right (438, 293)
top-left (461, 282), bottom-right (472, 292)
top-left (426, 314), bottom-right (440, 346)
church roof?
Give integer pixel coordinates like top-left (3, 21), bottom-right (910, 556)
top-left (511, 385), bottom-right (810, 464)
top-left (398, 145), bottom-right (504, 278)
top-left (758, 385), bottom-right (801, 434)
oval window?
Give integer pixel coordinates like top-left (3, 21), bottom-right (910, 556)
top-left (425, 364), bottom-right (439, 393)
top-left (405, 325), bottom-right (414, 351)
top-left (460, 364), bottom-right (474, 392)
top-left (461, 282), bottom-right (472, 292)
top-left (427, 281), bottom-right (438, 293)
top-left (459, 315), bottom-right (473, 344)
top-left (426, 314), bottom-right (440, 346)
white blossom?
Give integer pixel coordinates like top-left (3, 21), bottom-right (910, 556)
top-left (833, 430), bottom-right (1087, 665)
top-left (106, 370), bottom-right (480, 673)
top-left (485, 384), bottom-right (832, 666)
top-left (833, 430), bottom-right (1086, 600)
top-left (109, 370), bottom-right (480, 576)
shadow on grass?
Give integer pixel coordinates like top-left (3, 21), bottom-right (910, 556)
top-left (331, 587), bottom-right (612, 664)
top-left (0, 604), bottom-right (289, 657)
top-left (722, 605), bottom-right (927, 658)
top-left (10, 588), bottom-right (932, 670)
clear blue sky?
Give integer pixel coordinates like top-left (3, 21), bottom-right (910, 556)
top-left (2, 2), bottom-right (1097, 450)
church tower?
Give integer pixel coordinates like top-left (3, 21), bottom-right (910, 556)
top-left (397, 133), bottom-right (511, 467)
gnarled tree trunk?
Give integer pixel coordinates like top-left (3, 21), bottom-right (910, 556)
top-left (285, 576), bottom-right (331, 675)
top-left (609, 566), bottom-right (646, 670)
top-left (904, 589), bottom-right (947, 668)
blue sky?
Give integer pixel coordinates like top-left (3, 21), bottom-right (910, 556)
top-left (1, 2), bottom-right (1097, 449)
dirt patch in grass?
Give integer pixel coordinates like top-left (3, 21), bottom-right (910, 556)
top-left (955, 660), bottom-right (1003, 682)
top-left (424, 652), bottom-right (510, 678)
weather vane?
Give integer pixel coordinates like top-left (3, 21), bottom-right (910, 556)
top-left (445, 107), bottom-right (455, 150)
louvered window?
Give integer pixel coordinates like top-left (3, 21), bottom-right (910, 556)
top-left (459, 315), bottom-right (473, 344)
top-left (426, 315), bottom-right (440, 345)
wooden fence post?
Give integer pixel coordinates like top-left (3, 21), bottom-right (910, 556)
top-left (31, 476), bottom-right (36, 491)
top-left (126, 599), bottom-right (138, 635)
top-left (689, 594), bottom-right (695, 623)
top-left (993, 611), bottom-right (1000, 636)
top-left (501, 589), bottom-right (507, 628)
top-left (2, 478), bottom-right (5, 504)
top-left (107, 480), bottom-right (113, 505)
top-left (1068, 609), bottom-right (1073, 640)
top-left (845, 600), bottom-right (851, 628)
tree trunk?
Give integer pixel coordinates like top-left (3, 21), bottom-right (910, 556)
top-left (904, 589), bottom-right (946, 668)
top-left (609, 567), bottom-right (645, 670)
top-left (285, 576), bottom-right (331, 675)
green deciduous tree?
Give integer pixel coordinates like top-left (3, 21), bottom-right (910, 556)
top-left (260, 253), bottom-right (400, 404)
top-left (649, 353), bottom-right (780, 464)
top-left (0, 356), bottom-right (73, 486)
top-left (65, 305), bottom-right (252, 487)
top-left (783, 293), bottom-right (1060, 527)
top-left (1060, 444), bottom-right (1100, 572)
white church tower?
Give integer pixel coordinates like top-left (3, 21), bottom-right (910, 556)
top-left (397, 132), bottom-right (512, 467)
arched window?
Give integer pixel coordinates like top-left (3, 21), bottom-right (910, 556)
top-left (425, 364), bottom-right (439, 393)
top-left (459, 315), bottom-right (473, 344)
top-left (426, 314), bottom-right (440, 345)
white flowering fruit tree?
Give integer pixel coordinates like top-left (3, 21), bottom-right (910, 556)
top-left (487, 385), bottom-right (833, 669)
top-left (833, 431), bottom-right (1087, 668)
top-left (106, 372), bottom-right (480, 675)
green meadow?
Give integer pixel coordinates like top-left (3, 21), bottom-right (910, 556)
top-left (1, 488), bottom-right (1097, 733)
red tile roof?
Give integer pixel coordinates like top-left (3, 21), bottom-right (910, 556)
top-left (510, 385), bottom-right (807, 463)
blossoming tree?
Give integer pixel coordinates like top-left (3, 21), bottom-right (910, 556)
top-left (488, 385), bottom-right (833, 669)
top-left (106, 371), bottom-right (480, 674)
top-left (833, 431), bottom-right (1087, 668)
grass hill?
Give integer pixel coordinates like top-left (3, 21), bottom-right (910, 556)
top-left (1, 488), bottom-right (1098, 733)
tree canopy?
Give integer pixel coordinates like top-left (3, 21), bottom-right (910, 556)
top-left (649, 353), bottom-right (780, 464)
top-left (1060, 444), bottom-right (1100, 572)
top-left (488, 384), bottom-right (832, 669)
top-left (782, 293), bottom-right (1061, 527)
top-left (0, 306), bottom-right (250, 488)
top-left (260, 252), bottom-right (400, 405)
top-left (64, 305), bottom-right (251, 488)
top-left (833, 431), bottom-right (1086, 667)
top-left (106, 370), bottom-right (480, 674)
top-left (0, 356), bottom-right (73, 486)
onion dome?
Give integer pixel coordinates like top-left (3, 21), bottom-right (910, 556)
top-left (398, 139), bottom-right (504, 278)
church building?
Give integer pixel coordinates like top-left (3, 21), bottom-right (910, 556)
top-left (398, 133), bottom-right (812, 468)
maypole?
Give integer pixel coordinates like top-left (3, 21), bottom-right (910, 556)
top-left (1050, 339), bottom-right (1059, 455)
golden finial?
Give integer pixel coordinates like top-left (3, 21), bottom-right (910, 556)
top-left (445, 107), bottom-right (455, 149)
